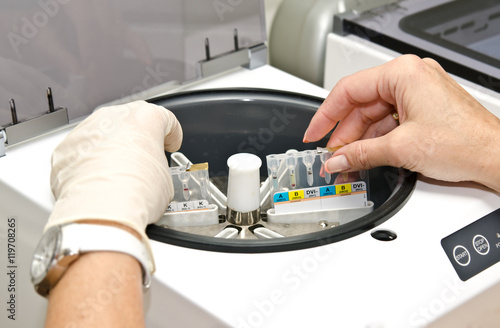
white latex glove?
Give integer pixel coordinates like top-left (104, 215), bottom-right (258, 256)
top-left (46, 100), bottom-right (182, 264)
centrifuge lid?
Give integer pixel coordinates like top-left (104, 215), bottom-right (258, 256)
top-left (0, 0), bottom-right (266, 126)
top-left (335, 0), bottom-right (500, 93)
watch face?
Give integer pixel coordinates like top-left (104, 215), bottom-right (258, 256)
top-left (31, 226), bottom-right (61, 284)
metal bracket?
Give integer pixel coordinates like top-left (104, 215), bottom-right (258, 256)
top-left (0, 88), bottom-right (69, 157)
top-left (198, 29), bottom-right (267, 78)
top-left (199, 47), bottom-right (251, 78)
top-left (3, 108), bottom-right (69, 146)
top-left (244, 43), bottom-right (267, 70)
top-left (0, 129), bottom-right (5, 158)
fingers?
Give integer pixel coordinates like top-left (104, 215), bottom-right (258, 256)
top-left (304, 55), bottom-right (437, 146)
top-left (359, 114), bottom-right (399, 141)
top-left (325, 99), bottom-right (397, 147)
top-left (129, 101), bottom-right (182, 152)
top-left (304, 61), bottom-right (397, 144)
top-left (162, 109), bottom-right (183, 152)
top-left (105, 100), bottom-right (183, 153)
top-left (324, 135), bottom-right (398, 174)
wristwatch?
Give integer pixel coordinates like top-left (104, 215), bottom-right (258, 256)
top-left (31, 223), bottom-right (154, 297)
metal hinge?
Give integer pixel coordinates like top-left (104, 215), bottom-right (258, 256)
top-left (198, 28), bottom-right (267, 78)
top-left (0, 87), bottom-right (69, 157)
top-left (0, 129), bottom-right (5, 157)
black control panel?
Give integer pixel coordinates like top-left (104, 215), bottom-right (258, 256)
top-left (441, 208), bottom-right (500, 281)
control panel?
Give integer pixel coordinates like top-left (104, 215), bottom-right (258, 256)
top-left (442, 208), bottom-right (500, 281)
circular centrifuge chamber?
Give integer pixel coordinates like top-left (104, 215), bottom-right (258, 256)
top-left (146, 89), bottom-right (416, 253)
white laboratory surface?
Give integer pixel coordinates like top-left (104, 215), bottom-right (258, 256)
top-left (2, 63), bottom-right (499, 328)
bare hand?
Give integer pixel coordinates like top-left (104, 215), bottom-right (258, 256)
top-left (304, 55), bottom-right (500, 192)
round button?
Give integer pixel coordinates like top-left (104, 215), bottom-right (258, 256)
top-left (453, 245), bottom-right (471, 266)
top-left (473, 234), bottom-right (490, 255)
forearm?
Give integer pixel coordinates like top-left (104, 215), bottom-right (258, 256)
top-left (45, 252), bottom-right (144, 328)
top-left (39, 101), bottom-right (182, 328)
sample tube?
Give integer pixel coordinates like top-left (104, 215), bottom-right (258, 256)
top-left (267, 155), bottom-right (279, 191)
top-left (197, 169), bottom-right (209, 198)
top-left (303, 150), bottom-right (315, 187)
top-left (179, 172), bottom-right (190, 200)
top-left (320, 152), bottom-right (332, 184)
top-left (286, 153), bottom-right (297, 189)
top-left (226, 153), bottom-right (262, 225)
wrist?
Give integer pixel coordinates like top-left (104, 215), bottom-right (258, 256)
top-left (475, 149), bottom-right (500, 193)
top-left (31, 222), bottom-right (154, 297)
top-left (470, 119), bottom-right (500, 193)
top-left (46, 251), bottom-right (144, 328)
top-left (74, 219), bottom-right (142, 240)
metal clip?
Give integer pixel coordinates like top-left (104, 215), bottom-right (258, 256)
top-left (3, 88), bottom-right (69, 146)
top-left (0, 129), bottom-right (6, 157)
top-left (198, 28), bottom-right (258, 78)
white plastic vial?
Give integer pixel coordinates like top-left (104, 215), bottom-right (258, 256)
top-left (226, 153), bottom-right (262, 225)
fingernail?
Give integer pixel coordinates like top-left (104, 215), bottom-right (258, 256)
top-left (302, 129), bottom-right (309, 143)
top-left (326, 155), bottom-right (350, 173)
top-left (326, 146), bottom-right (343, 152)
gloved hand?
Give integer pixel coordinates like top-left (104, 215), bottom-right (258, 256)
top-left (46, 100), bottom-right (182, 263)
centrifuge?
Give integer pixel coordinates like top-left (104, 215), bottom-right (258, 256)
top-left (1, 1), bottom-right (499, 328)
